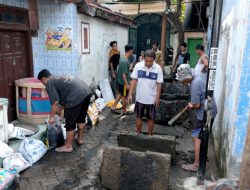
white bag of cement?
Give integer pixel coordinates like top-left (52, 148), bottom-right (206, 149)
top-left (0, 141), bottom-right (14, 158)
top-left (95, 98), bottom-right (106, 111)
top-left (3, 153), bottom-right (31, 173)
top-left (99, 79), bottom-right (114, 103)
top-left (8, 124), bottom-right (35, 140)
top-left (18, 138), bottom-right (47, 164)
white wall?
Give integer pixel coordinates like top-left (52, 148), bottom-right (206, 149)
top-left (77, 14), bottom-right (129, 85)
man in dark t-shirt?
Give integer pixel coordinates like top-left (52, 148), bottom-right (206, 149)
top-left (173, 42), bottom-right (190, 72)
top-left (38, 69), bottom-right (91, 153)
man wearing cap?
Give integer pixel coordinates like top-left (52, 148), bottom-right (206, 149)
top-left (38, 69), bottom-right (91, 153)
top-left (128, 49), bottom-right (163, 135)
top-left (176, 64), bottom-right (217, 172)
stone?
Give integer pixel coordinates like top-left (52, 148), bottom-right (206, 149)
top-left (117, 133), bottom-right (176, 160)
top-left (162, 82), bottom-right (189, 95)
top-left (160, 93), bottom-right (190, 101)
top-left (101, 146), bottom-right (171, 190)
top-left (155, 99), bottom-right (188, 125)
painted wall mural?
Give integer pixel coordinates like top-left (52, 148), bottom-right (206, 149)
top-left (45, 27), bottom-right (72, 51)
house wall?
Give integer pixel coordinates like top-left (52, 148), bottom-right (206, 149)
top-left (77, 14), bottom-right (129, 85)
top-left (0, 0), bottom-right (28, 8)
top-left (211, 0), bottom-right (250, 178)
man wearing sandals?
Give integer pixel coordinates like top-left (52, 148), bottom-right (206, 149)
top-left (111, 45), bottom-right (134, 115)
top-left (38, 69), bottom-right (91, 153)
top-left (128, 49), bottom-right (163, 135)
top-left (176, 64), bottom-right (217, 172)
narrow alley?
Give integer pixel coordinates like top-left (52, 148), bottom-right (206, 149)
top-left (0, 0), bottom-right (250, 190)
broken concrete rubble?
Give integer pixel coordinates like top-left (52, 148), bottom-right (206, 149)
top-left (155, 99), bottom-right (188, 125)
top-left (162, 83), bottom-right (189, 95)
top-left (117, 133), bottom-right (176, 160)
top-left (101, 146), bottom-right (171, 190)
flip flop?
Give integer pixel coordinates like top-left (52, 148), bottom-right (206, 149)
top-left (74, 138), bottom-right (84, 146)
top-left (55, 147), bottom-right (73, 153)
top-left (182, 164), bottom-right (198, 172)
top-left (110, 108), bottom-right (121, 115)
top-left (120, 111), bottom-right (134, 116)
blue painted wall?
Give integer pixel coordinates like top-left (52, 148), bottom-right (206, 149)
top-left (209, 0), bottom-right (250, 178)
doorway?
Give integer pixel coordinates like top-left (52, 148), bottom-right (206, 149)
top-left (0, 6), bottom-right (33, 121)
top-left (187, 38), bottom-right (203, 68)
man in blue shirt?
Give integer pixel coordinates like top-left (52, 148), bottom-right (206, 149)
top-left (176, 64), bottom-right (217, 172)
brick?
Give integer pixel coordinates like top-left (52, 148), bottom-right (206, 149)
top-left (101, 146), bottom-right (171, 190)
top-left (117, 133), bottom-right (176, 160)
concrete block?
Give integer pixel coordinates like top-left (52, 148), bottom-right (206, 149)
top-left (155, 99), bottom-right (188, 125)
top-left (162, 82), bottom-right (189, 95)
top-left (117, 133), bottom-right (176, 160)
top-left (101, 146), bottom-right (171, 190)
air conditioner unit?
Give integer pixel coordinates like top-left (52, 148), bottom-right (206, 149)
top-left (0, 98), bottom-right (9, 143)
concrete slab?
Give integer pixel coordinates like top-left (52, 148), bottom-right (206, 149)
top-left (101, 146), bottom-right (171, 190)
top-left (117, 132), bottom-right (176, 160)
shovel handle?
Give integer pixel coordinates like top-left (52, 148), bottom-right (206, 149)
top-left (168, 105), bottom-right (189, 126)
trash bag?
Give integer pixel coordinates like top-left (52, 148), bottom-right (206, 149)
top-left (3, 153), bottom-right (31, 173)
top-left (0, 141), bottom-right (14, 159)
top-left (47, 124), bottom-right (64, 149)
top-left (0, 168), bottom-right (15, 190)
top-left (18, 138), bottom-right (47, 165)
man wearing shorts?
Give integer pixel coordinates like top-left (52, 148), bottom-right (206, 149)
top-left (176, 64), bottom-right (217, 172)
top-left (38, 69), bottom-right (91, 153)
top-left (128, 49), bottom-right (163, 135)
top-left (111, 45), bottom-right (133, 115)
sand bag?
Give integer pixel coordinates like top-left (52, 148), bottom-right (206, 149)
top-left (0, 141), bottom-right (14, 158)
top-left (8, 124), bottom-right (34, 140)
top-left (18, 138), bottom-right (47, 165)
top-left (3, 153), bottom-right (31, 173)
top-left (0, 168), bottom-right (15, 190)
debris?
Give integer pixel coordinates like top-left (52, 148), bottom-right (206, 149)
top-left (18, 138), bottom-right (47, 165)
top-left (3, 153), bottom-right (31, 173)
top-left (0, 141), bottom-right (14, 158)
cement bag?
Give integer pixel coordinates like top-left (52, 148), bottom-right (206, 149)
top-left (0, 141), bottom-right (14, 158)
top-left (8, 124), bottom-right (35, 140)
top-left (99, 79), bottom-right (114, 103)
top-left (3, 153), bottom-right (31, 173)
top-left (18, 138), bottom-right (47, 165)
top-left (0, 169), bottom-right (15, 190)
top-left (87, 103), bottom-right (99, 126)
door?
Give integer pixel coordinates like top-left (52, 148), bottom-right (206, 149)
top-left (187, 38), bottom-right (203, 68)
top-left (0, 31), bottom-right (30, 121)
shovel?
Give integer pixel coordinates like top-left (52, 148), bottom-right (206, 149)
top-left (168, 105), bottom-right (189, 126)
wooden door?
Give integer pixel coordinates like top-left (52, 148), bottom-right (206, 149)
top-left (187, 38), bottom-right (203, 68)
top-left (0, 31), bottom-right (30, 121)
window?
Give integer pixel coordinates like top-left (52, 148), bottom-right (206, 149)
top-left (81, 22), bottom-right (90, 54)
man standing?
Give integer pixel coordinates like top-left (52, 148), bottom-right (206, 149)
top-left (128, 49), bottom-right (163, 135)
top-left (175, 64), bottom-right (217, 172)
top-left (152, 41), bottom-right (164, 68)
top-left (195, 44), bottom-right (209, 76)
top-left (109, 41), bottom-right (120, 95)
top-left (173, 42), bottom-right (190, 72)
top-left (111, 45), bottom-right (134, 115)
top-left (38, 70), bottom-right (91, 153)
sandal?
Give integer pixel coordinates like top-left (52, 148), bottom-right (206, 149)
top-left (120, 111), bottom-right (133, 116)
top-left (182, 164), bottom-right (198, 172)
top-left (55, 147), bottom-right (73, 153)
top-left (74, 138), bottom-right (84, 146)
top-left (110, 108), bottom-right (121, 115)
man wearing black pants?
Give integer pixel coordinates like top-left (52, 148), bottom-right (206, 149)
top-left (38, 69), bottom-right (91, 153)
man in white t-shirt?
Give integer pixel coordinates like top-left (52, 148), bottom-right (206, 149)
top-left (128, 49), bottom-right (163, 135)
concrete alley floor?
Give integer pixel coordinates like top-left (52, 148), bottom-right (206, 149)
top-left (16, 108), bottom-right (220, 190)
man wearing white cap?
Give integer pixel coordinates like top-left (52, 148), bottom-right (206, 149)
top-left (176, 64), bottom-right (217, 172)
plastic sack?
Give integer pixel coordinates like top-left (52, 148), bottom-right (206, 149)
top-left (8, 124), bottom-right (34, 140)
top-left (47, 123), bottom-right (64, 149)
top-left (87, 103), bottom-right (99, 126)
top-left (0, 169), bottom-right (15, 190)
top-left (18, 138), bottom-right (47, 165)
top-left (95, 98), bottom-right (106, 111)
top-left (99, 79), bottom-right (114, 103)
top-left (95, 89), bottom-right (102, 98)
top-left (106, 100), bottom-right (122, 109)
top-left (0, 141), bottom-right (14, 158)
top-left (3, 153), bottom-right (31, 173)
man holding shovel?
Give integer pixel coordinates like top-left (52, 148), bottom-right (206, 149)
top-left (176, 64), bottom-right (217, 172)
top-left (38, 69), bottom-right (91, 153)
